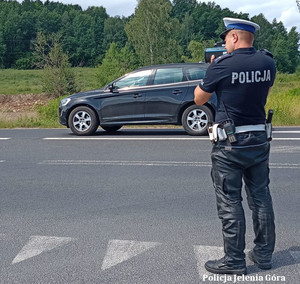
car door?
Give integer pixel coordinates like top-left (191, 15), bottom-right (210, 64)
top-left (100, 69), bottom-right (152, 123)
top-left (144, 67), bottom-right (189, 123)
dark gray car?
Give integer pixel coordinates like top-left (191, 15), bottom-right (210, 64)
top-left (59, 63), bottom-right (217, 136)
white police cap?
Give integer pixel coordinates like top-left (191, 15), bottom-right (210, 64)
top-left (220, 17), bottom-right (260, 40)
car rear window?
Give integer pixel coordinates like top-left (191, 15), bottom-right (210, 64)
top-left (186, 67), bottom-right (206, 80)
top-left (153, 68), bottom-right (184, 85)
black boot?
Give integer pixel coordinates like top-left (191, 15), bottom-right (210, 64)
top-left (205, 257), bottom-right (247, 275)
top-left (248, 250), bottom-right (272, 270)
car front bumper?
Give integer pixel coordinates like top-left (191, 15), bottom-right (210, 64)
top-left (59, 106), bottom-right (68, 126)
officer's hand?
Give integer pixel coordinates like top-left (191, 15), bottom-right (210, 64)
top-left (210, 55), bottom-right (216, 64)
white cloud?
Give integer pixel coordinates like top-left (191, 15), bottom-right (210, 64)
top-left (206, 0), bottom-right (299, 32)
top-left (102, 1), bottom-right (137, 17)
top-left (197, 0), bottom-right (299, 32)
top-left (279, 7), bottom-right (300, 31)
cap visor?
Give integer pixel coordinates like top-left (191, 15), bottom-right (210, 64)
top-left (219, 28), bottom-right (233, 40)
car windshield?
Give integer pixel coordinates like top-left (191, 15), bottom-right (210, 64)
top-left (114, 70), bottom-right (152, 89)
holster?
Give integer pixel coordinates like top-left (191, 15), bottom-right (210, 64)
top-left (208, 123), bottom-right (227, 143)
top-left (266, 123), bottom-right (272, 141)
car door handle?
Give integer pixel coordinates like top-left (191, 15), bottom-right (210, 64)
top-left (173, 90), bottom-right (182, 95)
top-left (133, 93), bottom-right (142, 98)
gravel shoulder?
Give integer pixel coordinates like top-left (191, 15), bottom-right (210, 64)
top-left (0, 94), bottom-right (50, 121)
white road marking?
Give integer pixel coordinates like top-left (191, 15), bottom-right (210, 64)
top-left (39, 160), bottom-right (212, 167)
top-left (39, 160), bottom-right (300, 169)
top-left (273, 131), bottom-right (300, 134)
top-left (101, 239), bottom-right (161, 270)
top-left (289, 250), bottom-right (300, 262)
top-left (194, 245), bottom-right (224, 278)
top-left (269, 163), bottom-right (300, 169)
top-left (0, 160), bottom-right (5, 163)
top-left (43, 137), bottom-right (209, 141)
top-left (12, 235), bottom-right (74, 264)
top-left (271, 146), bottom-right (300, 153)
top-left (42, 136), bottom-right (300, 141)
top-left (273, 138), bottom-right (300, 141)
top-left (0, 138), bottom-right (11, 140)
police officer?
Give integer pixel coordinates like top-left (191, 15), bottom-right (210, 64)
top-left (194, 17), bottom-right (276, 275)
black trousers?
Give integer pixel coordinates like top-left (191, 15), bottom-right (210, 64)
top-left (211, 131), bottom-right (275, 266)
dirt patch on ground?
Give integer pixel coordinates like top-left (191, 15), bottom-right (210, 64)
top-left (0, 94), bottom-right (50, 112)
top-left (0, 94), bottom-right (51, 121)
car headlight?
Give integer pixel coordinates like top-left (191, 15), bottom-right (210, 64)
top-left (60, 98), bottom-right (71, 106)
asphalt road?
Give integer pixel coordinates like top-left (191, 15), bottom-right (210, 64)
top-left (0, 127), bottom-right (299, 284)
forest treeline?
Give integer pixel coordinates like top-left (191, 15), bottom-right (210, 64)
top-left (0, 0), bottom-right (299, 73)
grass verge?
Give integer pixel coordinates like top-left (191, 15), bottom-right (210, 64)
top-left (266, 72), bottom-right (300, 125)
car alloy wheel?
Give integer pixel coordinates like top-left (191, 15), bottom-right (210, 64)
top-left (68, 106), bottom-right (99, 136)
top-left (182, 105), bottom-right (213, 136)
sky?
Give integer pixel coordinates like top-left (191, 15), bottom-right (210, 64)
top-left (17, 0), bottom-right (300, 33)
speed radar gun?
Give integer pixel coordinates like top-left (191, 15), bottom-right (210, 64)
top-left (204, 41), bottom-right (227, 63)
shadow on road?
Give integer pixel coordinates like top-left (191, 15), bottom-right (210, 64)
top-left (247, 246), bottom-right (300, 274)
top-left (67, 128), bottom-right (209, 137)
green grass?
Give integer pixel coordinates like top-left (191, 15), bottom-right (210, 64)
top-left (0, 67), bottom-right (100, 95)
top-left (73, 67), bottom-right (100, 91)
top-left (266, 72), bottom-right (300, 125)
top-left (0, 68), bottom-right (299, 128)
top-left (0, 69), bottom-right (43, 95)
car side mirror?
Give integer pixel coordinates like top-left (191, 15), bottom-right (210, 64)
top-left (108, 83), bottom-right (117, 92)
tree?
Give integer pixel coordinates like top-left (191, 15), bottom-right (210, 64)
top-left (103, 16), bottom-right (128, 51)
top-left (0, 30), bottom-right (6, 68)
top-left (287, 27), bottom-right (300, 73)
top-left (176, 12), bottom-right (194, 53)
top-left (125, 0), bottom-right (182, 66)
top-left (97, 42), bottom-right (139, 87)
top-left (191, 2), bottom-right (224, 41)
top-left (272, 35), bottom-right (292, 74)
top-left (34, 32), bottom-right (79, 97)
top-left (182, 39), bottom-right (215, 62)
top-left (85, 6), bottom-right (109, 65)
top-left (251, 14), bottom-right (273, 50)
top-left (0, 1), bottom-right (23, 68)
top-left (171, 0), bottom-right (197, 21)
top-left (60, 10), bottom-right (96, 66)
top-left (0, 0), bottom-right (298, 73)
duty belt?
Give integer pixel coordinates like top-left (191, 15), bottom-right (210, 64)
top-left (235, 124), bottom-right (265, 133)
top-left (208, 123), bottom-right (267, 143)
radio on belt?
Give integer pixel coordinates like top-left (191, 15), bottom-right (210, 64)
top-left (223, 120), bottom-right (237, 143)
top-left (221, 102), bottom-right (237, 144)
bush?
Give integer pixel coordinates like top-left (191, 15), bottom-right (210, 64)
top-left (14, 56), bottom-right (34, 70)
top-left (34, 32), bottom-right (80, 97)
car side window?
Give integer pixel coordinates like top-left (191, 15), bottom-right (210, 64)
top-left (153, 68), bottom-right (184, 85)
top-left (186, 67), bottom-right (206, 80)
top-left (115, 70), bottom-right (152, 89)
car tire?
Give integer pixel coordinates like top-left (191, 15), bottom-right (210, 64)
top-left (68, 106), bottom-right (99, 136)
top-left (182, 104), bottom-right (213, 136)
top-left (101, 125), bottom-right (122, 132)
